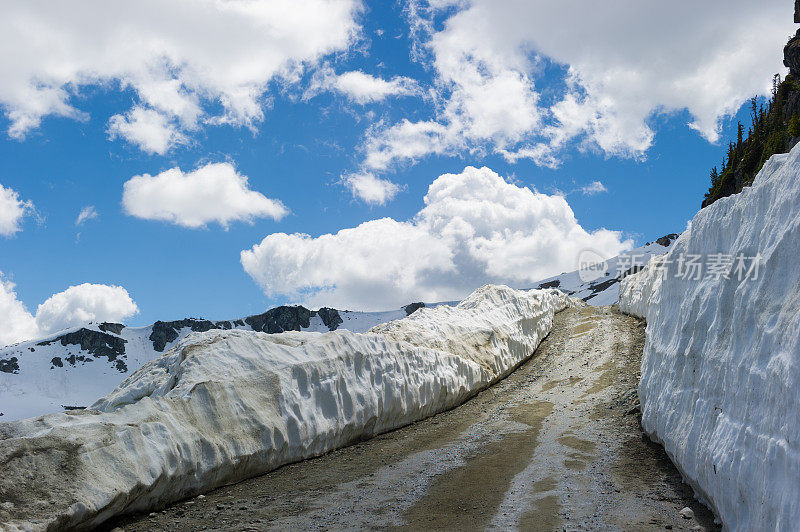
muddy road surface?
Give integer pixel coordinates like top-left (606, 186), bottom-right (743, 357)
top-left (112, 305), bottom-right (718, 531)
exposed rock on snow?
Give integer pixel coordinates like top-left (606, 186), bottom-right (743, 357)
top-left (620, 144), bottom-right (800, 530)
top-left (403, 302), bottom-right (425, 316)
top-left (37, 328), bottom-right (128, 371)
top-left (0, 285), bottom-right (573, 530)
top-left (653, 233), bottom-right (679, 247)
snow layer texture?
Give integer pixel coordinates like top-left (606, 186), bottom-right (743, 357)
top-left (617, 255), bottom-right (666, 319)
top-left (0, 304), bottom-right (449, 421)
top-left (622, 146), bottom-right (800, 530)
top-left (0, 285), bottom-right (572, 530)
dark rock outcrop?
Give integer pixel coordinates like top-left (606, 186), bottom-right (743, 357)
top-left (0, 357), bottom-right (20, 374)
top-left (149, 319), bottom-right (218, 352)
top-left (245, 306), bottom-right (313, 334)
top-left (316, 307), bottom-right (343, 331)
top-left (581, 278), bottom-right (620, 302)
top-left (38, 329), bottom-right (128, 372)
top-left (98, 322), bottom-right (125, 335)
top-left (403, 302), bottom-right (426, 316)
top-left (785, 29), bottom-right (800, 77)
top-left (655, 233), bottom-right (679, 247)
top-left (537, 280), bottom-right (561, 289)
top-left (150, 307), bottom-right (346, 352)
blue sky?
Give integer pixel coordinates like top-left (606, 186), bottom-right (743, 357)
top-left (0, 0), bottom-right (793, 340)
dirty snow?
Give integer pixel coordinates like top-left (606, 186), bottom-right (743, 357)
top-left (0, 285), bottom-right (572, 530)
top-left (0, 304), bottom-right (447, 421)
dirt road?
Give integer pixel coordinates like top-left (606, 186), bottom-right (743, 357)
top-left (112, 305), bottom-right (718, 531)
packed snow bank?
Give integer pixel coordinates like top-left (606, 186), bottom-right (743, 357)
top-left (626, 145), bottom-right (800, 530)
top-left (0, 285), bottom-right (572, 530)
top-left (617, 255), bottom-right (667, 319)
top-left (0, 302), bottom-right (450, 422)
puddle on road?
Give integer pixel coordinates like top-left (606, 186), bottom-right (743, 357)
top-left (541, 375), bottom-right (584, 392)
top-left (572, 318), bottom-right (600, 336)
top-left (564, 458), bottom-right (588, 471)
top-left (541, 379), bottom-right (561, 392)
top-left (557, 435), bottom-right (597, 455)
top-left (583, 359), bottom-right (620, 396)
top-left (398, 400), bottom-right (554, 530)
top-left (519, 494), bottom-right (561, 531)
top-left (531, 477), bottom-right (557, 493)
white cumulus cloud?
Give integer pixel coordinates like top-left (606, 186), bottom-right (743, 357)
top-left (241, 165), bottom-right (631, 310)
top-left (0, 184), bottom-right (34, 237)
top-left (107, 107), bottom-right (188, 155)
top-left (308, 67), bottom-right (421, 104)
top-left (35, 284), bottom-right (139, 335)
top-left (0, 0), bottom-right (362, 151)
top-left (342, 172), bottom-right (402, 205)
top-left (0, 277), bottom-right (139, 346)
top-left (122, 162), bottom-right (289, 229)
top-left (361, 0), bottom-right (793, 174)
top-left (0, 274), bottom-right (40, 346)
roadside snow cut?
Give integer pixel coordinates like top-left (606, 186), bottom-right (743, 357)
top-left (0, 285), bottom-right (573, 530)
top-left (619, 146), bottom-right (800, 530)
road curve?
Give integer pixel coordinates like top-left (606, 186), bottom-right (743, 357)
top-left (111, 306), bottom-right (718, 531)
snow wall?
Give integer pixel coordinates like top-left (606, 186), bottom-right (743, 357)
top-left (0, 285), bottom-right (572, 530)
top-left (619, 147), bottom-right (800, 530)
top-left (618, 254), bottom-right (666, 320)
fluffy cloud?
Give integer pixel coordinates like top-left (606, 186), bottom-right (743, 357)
top-left (75, 206), bottom-right (98, 226)
top-left (0, 275), bottom-right (40, 346)
top-left (0, 184), bottom-right (34, 237)
top-left (0, 0), bottom-right (362, 150)
top-left (241, 166), bottom-right (631, 310)
top-left (34, 284), bottom-right (139, 335)
top-left (361, 0), bottom-right (793, 173)
top-left (107, 107), bottom-right (188, 155)
top-left (307, 67), bottom-right (421, 104)
top-left (122, 163), bottom-right (288, 229)
top-left (0, 277), bottom-right (139, 346)
top-left (342, 172), bottom-right (402, 205)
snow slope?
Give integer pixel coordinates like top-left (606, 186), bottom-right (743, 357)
top-left (0, 303), bottom-right (444, 421)
top-left (530, 235), bottom-right (677, 306)
top-left (0, 285), bottom-right (573, 530)
top-left (620, 146), bottom-right (800, 530)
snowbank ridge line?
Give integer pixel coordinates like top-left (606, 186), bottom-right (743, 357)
top-left (0, 285), bottom-right (574, 530)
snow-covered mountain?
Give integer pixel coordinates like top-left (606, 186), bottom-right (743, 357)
top-left (0, 302), bottom-right (443, 421)
top-left (529, 233), bottom-right (678, 305)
